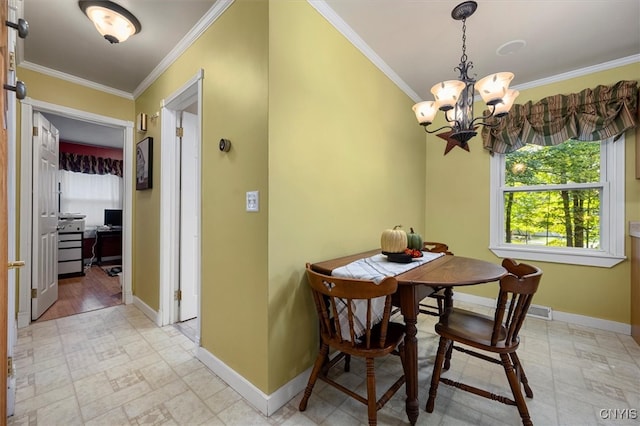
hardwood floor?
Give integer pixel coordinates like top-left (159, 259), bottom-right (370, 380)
top-left (34, 265), bottom-right (122, 322)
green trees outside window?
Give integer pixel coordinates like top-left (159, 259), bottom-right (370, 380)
top-left (503, 141), bottom-right (601, 248)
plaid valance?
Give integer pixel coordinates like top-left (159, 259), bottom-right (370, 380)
top-left (59, 152), bottom-right (123, 177)
top-left (482, 80), bottom-right (638, 154)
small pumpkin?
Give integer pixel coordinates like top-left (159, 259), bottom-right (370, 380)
top-left (381, 225), bottom-right (407, 253)
top-left (407, 227), bottom-right (423, 250)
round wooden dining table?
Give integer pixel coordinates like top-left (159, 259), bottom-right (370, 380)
top-left (310, 250), bottom-right (507, 425)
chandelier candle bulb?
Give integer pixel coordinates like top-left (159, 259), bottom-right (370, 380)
top-left (475, 72), bottom-right (515, 105)
top-left (494, 89), bottom-right (520, 117)
top-left (412, 101), bottom-right (439, 125)
top-left (431, 80), bottom-right (466, 111)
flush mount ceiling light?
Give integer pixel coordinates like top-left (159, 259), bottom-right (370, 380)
top-left (412, 1), bottom-right (519, 147)
top-left (79, 0), bottom-right (141, 44)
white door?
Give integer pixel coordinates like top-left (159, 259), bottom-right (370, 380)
top-left (31, 112), bottom-right (59, 319)
top-left (179, 111), bottom-right (199, 321)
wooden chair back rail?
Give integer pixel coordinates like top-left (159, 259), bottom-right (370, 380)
top-left (419, 241), bottom-right (453, 317)
top-left (308, 272), bottom-right (397, 349)
top-left (423, 241), bottom-right (454, 255)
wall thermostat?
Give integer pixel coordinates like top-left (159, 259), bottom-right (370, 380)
top-left (219, 138), bottom-right (231, 152)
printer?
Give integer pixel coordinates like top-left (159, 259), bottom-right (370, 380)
top-left (58, 213), bottom-right (86, 232)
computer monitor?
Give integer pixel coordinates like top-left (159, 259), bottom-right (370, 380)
top-left (104, 209), bottom-right (122, 228)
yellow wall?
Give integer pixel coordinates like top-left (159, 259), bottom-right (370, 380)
top-left (16, 68), bottom-right (133, 120)
top-left (267, 2), bottom-right (426, 392)
top-left (424, 62), bottom-right (640, 324)
top-left (134, 0), bottom-right (271, 389)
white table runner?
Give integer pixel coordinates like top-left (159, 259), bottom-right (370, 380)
top-left (331, 251), bottom-right (445, 340)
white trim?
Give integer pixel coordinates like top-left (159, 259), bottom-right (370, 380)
top-left (17, 1), bottom-right (232, 100)
top-left (18, 61), bottom-right (134, 100)
top-left (196, 346), bottom-right (311, 417)
top-left (132, 0), bottom-right (233, 98)
top-left (133, 296), bottom-right (162, 326)
top-left (453, 292), bottom-right (631, 335)
top-left (489, 136), bottom-right (625, 268)
top-left (511, 55), bottom-right (640, 92)
top-left (18, 98), bottom-right (134, 326)
top-left (308, 0), bottom-right (640, 101)
top-left (18, 103), bottom-right (33, 328)
top-left (307, 0), bottom-right (420, 102)
top-left (159, 107), bottom-right (180, 327)
top-left (159, 70), bottom-right (204, 327)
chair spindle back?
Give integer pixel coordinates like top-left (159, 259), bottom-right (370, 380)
top-left (306, 263), bottom-right (398, 349)
top-left (491, 258), bottom-right (543, 346)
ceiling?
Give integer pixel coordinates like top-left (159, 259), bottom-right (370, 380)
top-left (19, 0), bottom-right (219, 148)
top-left (17, 0), bottom-right (640, 148)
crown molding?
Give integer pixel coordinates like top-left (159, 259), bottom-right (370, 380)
top-left (511, 54), bottom-right (640, 91)
top-left (309, 1), bottom-right (640, 103)
top-left (18, 61), bottom-right (134, 100)
top-left (132, 0), bottom-right (234, 98)
top-left (307, 0), bottom-right (421, 102)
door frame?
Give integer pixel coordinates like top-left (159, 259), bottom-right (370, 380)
top-left (18, 98), bottom-right (134, 327)
top-left (159, 70), bottom-right (202, 336)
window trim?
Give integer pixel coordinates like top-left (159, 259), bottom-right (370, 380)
top-left (489, 135), bottom-right (625, 268)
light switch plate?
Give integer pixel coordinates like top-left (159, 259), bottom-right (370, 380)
top-left (246, 191), bottom-right (259, 212)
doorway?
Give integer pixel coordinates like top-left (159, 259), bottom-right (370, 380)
top-left (159, 71), bottom-right (202, 343)
top-left (18, 99), bottom-right (134, 328)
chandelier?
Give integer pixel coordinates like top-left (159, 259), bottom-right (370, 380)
top-left (412, 1), bottom-right (519, 146)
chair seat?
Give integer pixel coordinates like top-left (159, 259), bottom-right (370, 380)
top-left (329, 321), bottom-right (405, 357)
top-left (435, 308), bottom-right (518, 352)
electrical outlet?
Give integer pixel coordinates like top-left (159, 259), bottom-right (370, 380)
top-left (246, 191), bottom-right (259, 212)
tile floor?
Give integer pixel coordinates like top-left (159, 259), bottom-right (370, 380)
top-left (8, 301), bottom-right (640, 425)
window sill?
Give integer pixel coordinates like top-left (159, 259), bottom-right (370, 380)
top-left (489, 245), bottom-right (625, 268)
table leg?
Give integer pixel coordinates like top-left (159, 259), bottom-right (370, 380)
top-left (443, 287), bottom-right (454, 371)
top-left (399, 285), bottom-right (419, 425)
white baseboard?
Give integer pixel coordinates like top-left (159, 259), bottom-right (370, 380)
top-left (133, 296), bottom-right (161, 326)
top-left (196, 346), bottom-right (311, 417)
top-left (123, 289), bottom-right (133, 305)
top-left (453, 292), bottom-right (632, 335)
top-left (17, 311), bottom-right (30, 329)
top-left (552, 311), bottom-right (631, 335)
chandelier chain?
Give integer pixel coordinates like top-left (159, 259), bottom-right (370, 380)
top-left (460, 18), bottom-right (467, 64)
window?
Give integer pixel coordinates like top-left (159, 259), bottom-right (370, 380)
top-left (59, 170), bottom-right (123, 230)
top-left (489, 135), bottom-right (625, 267)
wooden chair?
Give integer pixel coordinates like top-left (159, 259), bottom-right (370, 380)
top-left (300, 263), bottom-right (407, 426)
top-left (418, 242), bottom-right (454, 317)
top-left (426, 258), bottom-right (542, 426)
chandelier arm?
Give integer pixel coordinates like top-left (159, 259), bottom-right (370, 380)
top-left (422, 125), bottom-right (454, 134)
top-left (469, 104), bottom-right (497, 126)
top-left (444, 109), bottom-right (459, 126)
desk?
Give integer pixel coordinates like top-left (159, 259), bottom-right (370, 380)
top-left (311, 249), bottom-right (506, 425)
top-left (95, 229), bottom-right (122, 265)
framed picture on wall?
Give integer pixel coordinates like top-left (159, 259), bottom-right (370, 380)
top-left (136, 137), bottom-right (153, 190)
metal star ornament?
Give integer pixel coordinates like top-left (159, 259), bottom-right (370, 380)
top-left (436, 129), bottom-right (474, 155)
